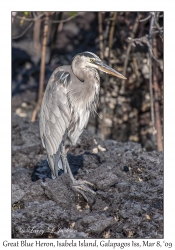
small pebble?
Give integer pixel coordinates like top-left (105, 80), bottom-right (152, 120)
top-left (98, 145), bottom-right (106, 152)
top-left (146, 214), bottom-right (151, 220)
top-left (92, 147), bottom-right (98, 154)
top-left (94, 139), bottom-right (98, 145)
top-left (103, 206), bottom-right (109, 211)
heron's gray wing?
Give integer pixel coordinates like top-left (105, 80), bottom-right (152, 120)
top-left (40, 70), bottom-right (71, 176)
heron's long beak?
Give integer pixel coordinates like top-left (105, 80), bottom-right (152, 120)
top-left (94, 61), bottom-right (127, 80)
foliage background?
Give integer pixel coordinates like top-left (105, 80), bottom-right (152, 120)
top-left (12, 11), bottom-right (163, 151)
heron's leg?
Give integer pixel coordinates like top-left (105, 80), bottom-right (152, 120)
top-left (61, 146), bottom-right (96, 202)
top-left (60, 144), bottom-right (68, 174)
top-left (47, 154), bottom-right (57, 179)
top-left (61, 146), bottom-right (92, 183)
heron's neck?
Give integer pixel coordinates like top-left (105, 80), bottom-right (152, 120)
top-left (68, 67), bottom-right (100, 112)
top-left (83, 67), bottom-right (100, 105)
top-left (78, 67), bottom-right (100, 85)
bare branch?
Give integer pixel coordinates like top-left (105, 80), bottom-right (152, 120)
top-left (32, 11), bottom-right (38, 19)
top-left (128, 36), bottom-right (160, 64)
top-left (121, 13), bottom-right (141, 93)
top-left (44, 12), bottom-right (84, 23)
top-left (148, 14), bottom-right (155, 129)
top-left (12, 12), bottom-right (46, 40)
top-left (33, 15), bottom-right (42, 57)
top-left (148, 12), bottom-right (163, 151)
top-left (154, 12), bottom-right (163, 40)
top-left (108, 12), bottom-right (117, 62)
top-left (31, 13), bottom-right (49, 122)
top-left (152, 36), bottom-right (163, 151)
top-left (15, 12), bottom-right (84, 23)
top-left (99, 12), bottom-right (113, 139)
top-left (12, 12), bottom-right (17, 24)
top-left (151, 29), bottom-right (163, 35)
top-left (15, 12), bottom-right (46, 21)
top-left (139, 14), bottom-right (152, 22)
top-left (98, 12), bottom-right (104, 60)
top-left (12, 22), bottom-right (33, 39)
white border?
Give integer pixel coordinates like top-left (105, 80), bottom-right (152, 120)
top-left (1, 1), bottom-right (174, 249)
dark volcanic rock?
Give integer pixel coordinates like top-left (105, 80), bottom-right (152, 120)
top-left (12, 184), bottom-right (25, 205)
top-left (76, 213), bottom-right (116, 235)
top-left (40, 175), bottom-right (77, 210)
top-left (12, 114), bottom-right (45, 168)
top-left (12, 114), bottom-right (163, 239)
top-left (12, 200), bottom-right (70, 238)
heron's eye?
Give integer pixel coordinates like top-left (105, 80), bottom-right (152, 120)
top-left (90, 58), bottom-right (95, 63)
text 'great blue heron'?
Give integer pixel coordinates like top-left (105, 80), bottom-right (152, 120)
top-left (40, 51), bottom-right (126, 202)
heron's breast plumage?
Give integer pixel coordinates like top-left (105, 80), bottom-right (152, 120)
top-left (67, 68), bottom-right (100, 145)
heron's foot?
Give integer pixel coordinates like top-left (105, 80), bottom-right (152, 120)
top-left (72, 179), bottom-right (96, 204)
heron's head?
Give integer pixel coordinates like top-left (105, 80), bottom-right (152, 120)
top-left (72, 51), bottom-right (127, 80)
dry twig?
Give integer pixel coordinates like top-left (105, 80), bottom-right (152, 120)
top-left (121, 13), bottom-right (141, 93)
top-left (45, 12), bottom-right (84, 23)
top-left (12, 12), bottom-right (17, 24)
top-left (15, 12), bottom-right (84, 23)
top-left (152, 34), bottom-right (163, 151)
top-left (149, 15), bottom-right (155, 129)
top-left (139, 14), bottom-right (152, 22)
top-left (97, 12), bottom-right (113, 138)
top-left (12, 22), bottom-right (34, 40)
top-left (15, 12), bottom-right (46, 22)
top-left (31, 13), bottom-right (49, 122)
top-left (149, 12), bottom-right (163, 151)
top-left (33, 14), bottom-right (41, 55)
top-left (98, 12), bottom-right (104, 60)
top-left (100, 12), bottom-right (115, 139)
top-left (108, 12), bottom-right (117, 63)
top-left (12, 12), bottom-right (45, 40)
top-left (128, 36), bottom-right (160, 64)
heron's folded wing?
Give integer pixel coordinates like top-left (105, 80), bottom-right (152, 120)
top-left (40, 70), bottom-right (71, 156)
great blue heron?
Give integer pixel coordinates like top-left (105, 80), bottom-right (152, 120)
top-left (40, 51), bottom-right (126, 202)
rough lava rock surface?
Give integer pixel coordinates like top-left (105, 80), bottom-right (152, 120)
top-left (12, 114), bottom-right (163, 239)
